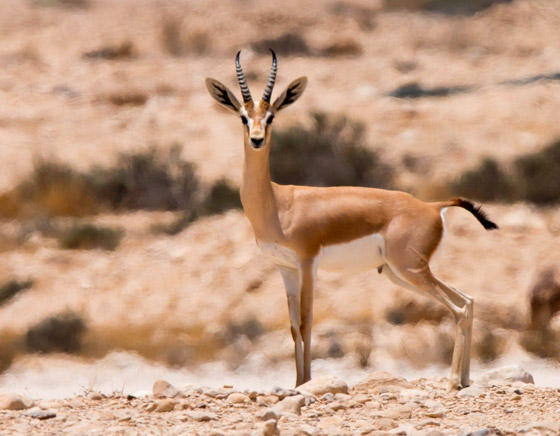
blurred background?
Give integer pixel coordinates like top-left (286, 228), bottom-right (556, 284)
top-left (1, 0), bottom-right (560, 398)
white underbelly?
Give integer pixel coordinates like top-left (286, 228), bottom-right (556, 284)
top-left (257, 233), bottom-right (386, 274)
top-left (318, 233), bottom-right (385, 274)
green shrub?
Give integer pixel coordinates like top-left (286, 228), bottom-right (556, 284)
top-left (270, 112), bottom-right (393, 189)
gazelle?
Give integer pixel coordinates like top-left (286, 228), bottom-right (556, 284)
top-left (206, 50), bottom-right (498, 391)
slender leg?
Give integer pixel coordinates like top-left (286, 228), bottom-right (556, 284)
top-left (299, 259), bottom-right (316, 384)
top-left (383, 263), bottom-right (473, 391)
top-left (278, 266), bottom-right (304, 387)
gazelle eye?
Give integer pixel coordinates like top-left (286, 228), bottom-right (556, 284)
top-left (266, 115), bottom-right (275, 125)
top-left (241, 115), bottom-right (248, 125)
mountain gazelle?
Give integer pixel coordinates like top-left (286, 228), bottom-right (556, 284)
top-left (206, 50), bottom-right (498, 391)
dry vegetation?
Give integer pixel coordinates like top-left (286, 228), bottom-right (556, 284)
top-left (0, 0), bottom-right (559, 401)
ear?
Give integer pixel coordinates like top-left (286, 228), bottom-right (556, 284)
top-left (272, 77), bottom-right (307, 112)
top-left (205, 78), bottom-right (242, 113)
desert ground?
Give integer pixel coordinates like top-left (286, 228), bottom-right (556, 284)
top-left (1, 0), bottom-right (560, 434)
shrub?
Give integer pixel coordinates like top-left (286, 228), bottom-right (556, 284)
top-left (270, 111), bottom-right (393, 188)
top-left (200, 179), bottom-right (242, 215)
top-left (450, 139), bottom-right (560, 205)
top-left (57, 223), bottom-right (124, 250)
top-left (88, 146), bottom-right (200, 212)
top-left (251, 32), bottom-right (311, 57)
top-left (450, 158), bottom-right (515, 203)
top-left (0, 279), bottom-right (33, 305)
top-left (513, 140), bottom-right (560, 205)
top-left (26, 312), bottom-right (86, 354)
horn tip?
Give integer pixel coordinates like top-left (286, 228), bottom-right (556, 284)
top-left (269, 48), bottom-right (277, 62)
top-left (235, 50), bottom-right (241, 62)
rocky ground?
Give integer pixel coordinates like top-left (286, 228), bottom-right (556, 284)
top-left (1, 367), bottom-right (559, 436)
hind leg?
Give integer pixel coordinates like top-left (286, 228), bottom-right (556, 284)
top-left (383, 262), bottom-right (473, 390)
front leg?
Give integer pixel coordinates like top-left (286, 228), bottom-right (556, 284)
top-left (299, 258), bottom-right (316, 384)
top-left (278, 266), bottom-right (304, 387)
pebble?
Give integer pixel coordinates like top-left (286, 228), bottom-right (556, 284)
top-left (477, 365), bottom-right (534, 386)
top-left (0, 393), bottom-right (34, 410)
top-left (227, 393), bottom-right (250, 404)
top-left (256, 409), bottom-right (278, 421)
top-left (153, 380), bottom-right (180, 398)
top-left (88, 392), bottom-right (104, 401)
top-left (185, 411), bottom-right (218, 421)
top-left (457, 386), bottom-right (486, 397)
top-left (272, 395), bottom-right (305, 416)
top-left (151, 399), bottom-right (177, 412)
top-left (24, 407), bottom-right (57, 420)
top-left (262, 419), bottom-right (279, 436)
top-left (375, 404), bottom-right (413, 419)
top-left (298, 375), bottom-right (349, 396)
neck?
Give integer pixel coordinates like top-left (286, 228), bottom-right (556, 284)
top-left (240, 141), bottom-right (279, 240)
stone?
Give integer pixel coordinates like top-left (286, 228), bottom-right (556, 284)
top-left (376, 417), bottom-right (398, 430)
top-left (262, 419), bottom-right (279, 436)
top-left (0, 393), bottom-right (34, 410)
top-left (227, 392), bottom-right (249, 404)
top-left (352, 371), bottom-right (412, 394)
top-left (258, 395), bottom-right (280, 405)
top-left (25, 407), bottom-right (57, 420)
top-left (153, 399), bottom-right (177, 412)
top-left (271, 386), bottom-right (298, 399)
top-left (298, 375), bottom-right (349, 396)
top-left (185, 411), bottom-right (218, 422)
top-left (272, 394), bottom-right (305, 416)
top-left (517, 421), bottom-right (560, 433)
top-left (375, 404), bottom-right (413, 419)
top-left (457, 386), bottom-right (486, 397)
top-left (477, 365), bottom-right (534, 386)
top-left (153, 379), bottom-right (180, 398)
top-left (256, 409), bottom-right (278, 421)
top-left (87, 392), bottom-right (103, 400)
top-left (425, 410), bottom-right (445, 419)
top-left (133, 390), bottom-right (152, 398)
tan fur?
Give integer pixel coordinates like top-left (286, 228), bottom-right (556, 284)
top-left (206, 55), bottom-right (495, 390)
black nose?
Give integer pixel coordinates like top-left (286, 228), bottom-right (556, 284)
top-left (251, 138), bottom-right (264, 148)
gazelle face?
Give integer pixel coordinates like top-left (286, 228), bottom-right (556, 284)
top-left (205, 50), bottom-right (307, 151)
top-left (240, 102), bottom-right (275, 149)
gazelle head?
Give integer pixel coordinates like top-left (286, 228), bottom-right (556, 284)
top-left (206, 50), bottom-right (307, 150)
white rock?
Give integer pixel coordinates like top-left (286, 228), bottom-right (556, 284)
top-left (272, 395), bottom-right (305, 416)
top-left (457, 386), bottom-right (486, 397)
top-left (477, 365), bottom-right (534, 386)
top-left (297, 375), bottom-right (348, 396)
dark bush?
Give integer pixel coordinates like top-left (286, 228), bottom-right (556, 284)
top-left (451, 139), bottom-right (560, 205)
top-left (0, 279), bottom-right (33, 305)
top-left (251, 32), bottom-right (311, 57)
top-left (270, 112), bottom-right (393, 188)
top-left (26, 312), bottom-right (86, 354)
top-left (88, 146), bottom-right (200, 212)
top-left (450, 158), bottom-right (515, 202)
top-left (513, 140), bottom-right (560, 205)
top-left (57, 223), bottom-right (124, 250)
top-left (382, 0), bottom-right (511, 16)
top-left (201, 179), bottom-right (242, 215)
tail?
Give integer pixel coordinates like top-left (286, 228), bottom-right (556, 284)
top-left (439, 198), bottom-right (498, 230)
